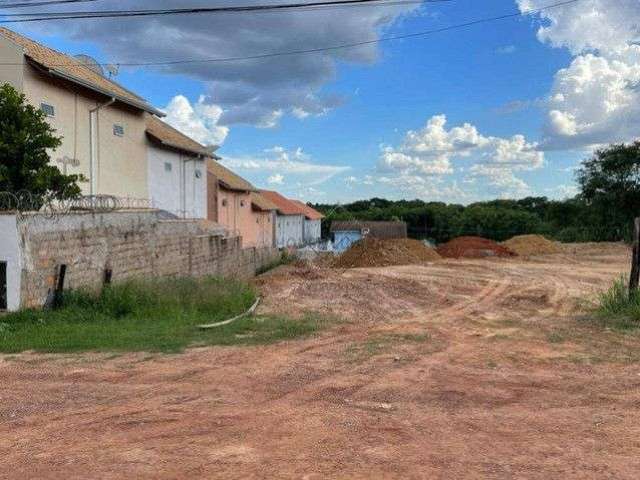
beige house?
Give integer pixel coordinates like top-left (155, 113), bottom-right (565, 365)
top-left (0, 28), bottom-right (163, 200)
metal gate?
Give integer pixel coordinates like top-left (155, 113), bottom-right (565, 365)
top-left (0, 261), bottom-right (7, 310)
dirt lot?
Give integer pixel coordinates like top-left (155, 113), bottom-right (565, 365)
top-left (2, 243), bottom-right (640, 479)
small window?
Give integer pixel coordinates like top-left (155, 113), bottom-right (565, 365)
top-left (240, 200), bottom-right (245, 207)
top-left (194, 169), bottom-right (202, 179)
top-left (113, 124), bottom-right (125, 137)
top-left (221, 199), bottom-right (228, 207)
top-left (164, 162), bottom-right (172, 172)
top-left (40, 103), bottom-right (55, 117)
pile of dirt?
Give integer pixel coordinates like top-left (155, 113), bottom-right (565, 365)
top-left (334, 237), bottom-right (440, 268)
top-left (502, 234), bottom-right (562, 256)
top-left (436, 236), bottom-right (516, 259)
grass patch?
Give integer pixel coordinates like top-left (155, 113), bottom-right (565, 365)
top-left (0, 277), bottom-right (331, 353)
top-left (594, 277), bottom-right (640, 330)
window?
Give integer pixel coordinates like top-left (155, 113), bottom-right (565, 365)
top-left (240, 200), bottom-right (245, 207)
top-left (113, 124), bottom-right (125, 137)
top-left (164, 162), bottom-right (172, 172)
top-left (194, 169), bottom-right (202, 179)
top-left (221, 199), bottom-right (228, 207)
top-left (40, 103), bottom-right (55, 117)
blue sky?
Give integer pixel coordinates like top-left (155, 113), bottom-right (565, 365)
top-left (9, 0), bottom-right (640, 203)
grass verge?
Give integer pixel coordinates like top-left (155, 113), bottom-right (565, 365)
top-left (595, 277), bottom-right (640, 330)
top-left (0, 277), bottom-right (331, 353)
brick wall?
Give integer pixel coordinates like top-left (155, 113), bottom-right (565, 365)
top-left (15, 210), bottom-right (279, 309)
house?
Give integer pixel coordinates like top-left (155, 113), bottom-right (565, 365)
top-left (330, 221), bottom-right (407, 252)
top-left (259, 190), bottom-right (306, 248)
top-left (145, 116), bottom-right (210, 219)
top-left (250, 192), bottom-right (277, 248)
top-left (0, 28), bottom-right (163, 201)
top-left (291, 200), bottom-right (324, 244)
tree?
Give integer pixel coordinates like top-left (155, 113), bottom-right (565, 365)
top-left (0, 83), bottom-right (82, 208)
top-left (576, 142), bottom-right (640, 238)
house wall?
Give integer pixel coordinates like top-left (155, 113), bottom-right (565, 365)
top-left (0, 214), bottom-right (22, 311)
top-left (247, 209), bottom-right (275, 248)
top-left (0, 35), bottom-right (24, 91)
top-left (207, 171), bottom-right (219, 222)
top-left (19, 63), bottom-right (149, 199)
top-left (333, 230), bottom-right (362, 252)
top-left (216, 188), bottom-right (254, 246)
top-left (276, 214), bottom-right (304, 248)
top-left (303, 219), bottom-right (322, 244)
top-left (147, 144), bottom-right (206, 218)
top-left (3, 211), bottom-right (278, 311)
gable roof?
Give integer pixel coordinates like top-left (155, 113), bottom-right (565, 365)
top-left (146, 116), bottom-right (213, 158)
top-left (259, 190), bottom-right (306, 216)
top-left (0, 28), bottom-right (162, 116)
top-left (291, 200), bottom-right (324, 220)
top-left (208, 159), bottom-right (256, 192)
top-left (251, 192), bottom-right (278, 211)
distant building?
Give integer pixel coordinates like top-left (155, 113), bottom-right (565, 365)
top-left (250, 192), bottom-right (277, 248)
top-left (259, 190), bottom-right (306, 248)
top-left (330, 220), bottom-right (407, 252)
top-left (292, 200), bottom-right (324, 244)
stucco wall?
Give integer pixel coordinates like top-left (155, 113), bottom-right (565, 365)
top-left (276, 214), bottom-right (304, 248)
top-left (0, 214), bottom-right (22, 311)
top-left (217, 188), bottom-right (254, 246)
top-left (245, 209), bottom-right (275, 248)
top-left (0, 35), bottom-right (24, 91)
top-left (303, 219), bottom-right (322, 244)
top-left (20, 64), bottom-right (148, 199)
top-left (9, 211), bottom-right (278, 311)
top-left (147, 144), bottom-right (206, 218)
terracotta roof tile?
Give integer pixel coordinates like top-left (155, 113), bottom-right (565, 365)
top-left (0, 27), bottom-right (160, 115)
top-left (259, 190), bottom-right (305, 216)
top-left (291, 200), bottom-right (324, 220)
top-left (146, 116), bottom-right (212, 157)
top-left (251, 192), bottom-right (278, 211)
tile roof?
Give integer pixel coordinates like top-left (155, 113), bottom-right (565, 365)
top-left (251, 192), bottom-right (278, 211)
top-left (0, 28), bottom-right (161, 115)
top-left (291, 200), bottom-right (324, 220)
top-left (208, 159), bottom-right (256, 192)
top-left (146, 116), bottom-right (213, 158)
top-left (259, 190), bottom-right (306, 216)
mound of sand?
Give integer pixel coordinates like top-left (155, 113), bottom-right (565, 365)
top-left (502, 234), bottom-right (562, 256)
top-left (334, 237), bottom-right (440, 268)
top-left (436, 236), bottom-right (516, 259)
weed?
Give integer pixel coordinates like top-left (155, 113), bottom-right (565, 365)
top-left (594, 277), bottom-right (640, 330)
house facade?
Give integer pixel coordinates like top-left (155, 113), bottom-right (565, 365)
top-left (292, 200), bottom-right (324, 244)
top-left (259, 190), bottom-right (306, 248)
top-left (146, 117), bottom-right (209, 219)
top-left (0, 28), bottom-right (163, 201)
top-left (250, 192), bottom-right (277, 248)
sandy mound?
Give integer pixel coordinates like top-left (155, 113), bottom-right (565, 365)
top-left (502, 235), bottom-right (562, 256)
top-left (334, 237), bottom-right (440, 268)
top-left (436, 236), bottom-right (516, 259)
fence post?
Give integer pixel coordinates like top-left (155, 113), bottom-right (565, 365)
top-left (629, 217), bottom-right (640, 297)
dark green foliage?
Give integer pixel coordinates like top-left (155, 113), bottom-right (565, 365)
top-left (0, 83), bottom-right (82, 204)
top-left (313, 143), bottom-right (640, 244)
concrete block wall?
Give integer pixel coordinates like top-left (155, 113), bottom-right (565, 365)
top-left (7, 210), bottom-right (279, 310)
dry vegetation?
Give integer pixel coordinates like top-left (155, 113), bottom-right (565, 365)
top-left (2, 241), bottom-right (640, 479)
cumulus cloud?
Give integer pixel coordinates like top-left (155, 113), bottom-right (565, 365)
top-left (518, 0), bottom-right (640, 149)
top-left (221, 146), bottom-right (350, 188)
top-left (163, 95), bottom-right (229, 146)
top-left (27, 0), bottom-right (423, 128)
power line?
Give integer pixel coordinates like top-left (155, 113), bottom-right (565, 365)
top-left (0, 0), bottom-right (448, 19)
top-left (0, 0), bottom-right (581, 66)
top-left (0, 0), bottom-right (98, 9)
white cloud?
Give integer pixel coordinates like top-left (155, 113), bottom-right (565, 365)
top-left (163, 95), bottom-right (229, 146)
top-left (519, 0), bottom-right (640, 149)
top-left (550, 184), bottom-right (579, 199)
top-left (267, 173), bottom-right (285, 185)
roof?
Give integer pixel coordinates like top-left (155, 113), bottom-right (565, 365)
top-left (208, 159), bottom-right (256, 192)
top-left (291, 200), bottom-right (324, 220)
top-left (0, 28), bottom-right (162, 116)
top-left (330, 221), bottom-right (407, 239)
top-left (146, 116), bottom-right (213, 158)
top-left (259, 190), bottom-right (306, 216)
top-left (251, 192), bottom-right (278, 211)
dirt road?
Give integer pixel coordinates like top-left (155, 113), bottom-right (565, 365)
top-left (2, 243), bottom-right (640, 479)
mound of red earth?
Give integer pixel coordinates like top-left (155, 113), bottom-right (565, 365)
top-left (334, 237), bottom-right (440, 268)
top-left (436, 236), bottom-right (516, 259)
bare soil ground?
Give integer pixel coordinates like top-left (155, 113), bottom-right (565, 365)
top-left (2, 243), bottom-right (640, 479)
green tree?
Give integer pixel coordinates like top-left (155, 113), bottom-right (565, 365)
top-left (576, 142), bottom-right (640, 239)
top-left (0, 83), bottom-right (81, 207)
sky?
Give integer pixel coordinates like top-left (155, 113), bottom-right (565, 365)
top-left (5, 0), bottom-right (640, 204)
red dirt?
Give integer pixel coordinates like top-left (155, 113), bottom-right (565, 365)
top-left (437, 235), bottom-right (516, 258)
top-left (334, 237), bottom-right (440, 268)
top-left (2, 242), bottom-right (640, 479)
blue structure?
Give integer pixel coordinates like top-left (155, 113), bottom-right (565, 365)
top-left (333, 230), bottom-right (363, 253)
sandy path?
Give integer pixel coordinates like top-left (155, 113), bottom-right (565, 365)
top-left (1, 243), bottom-right (640, 479)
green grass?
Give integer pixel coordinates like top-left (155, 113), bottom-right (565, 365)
top-left (595, 277), bottom-right (640, 330)
top-left (0, 277), bottom-right (330, 353)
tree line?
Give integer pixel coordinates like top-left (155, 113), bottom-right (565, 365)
top-left (312, 142), bottom-right (640, 244)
